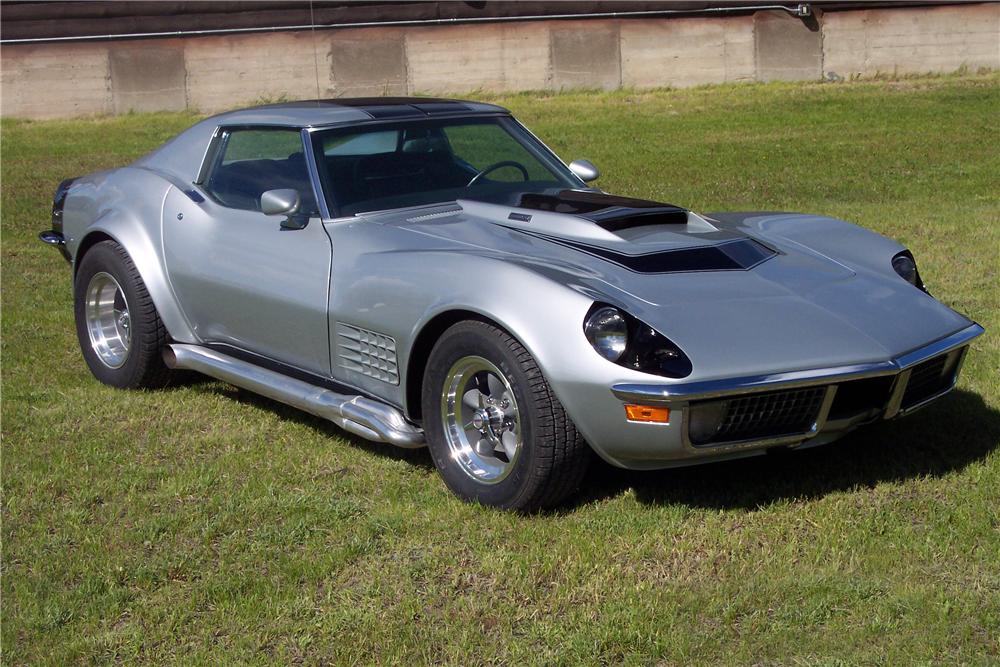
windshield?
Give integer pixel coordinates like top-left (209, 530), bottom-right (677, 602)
top-left (311, 117), bottom-right (583, 216)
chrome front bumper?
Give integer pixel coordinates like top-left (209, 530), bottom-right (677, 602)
top-left (609, 323), bottom-right (984, 457)
top-left (38, 229), bottom-right (71, 263)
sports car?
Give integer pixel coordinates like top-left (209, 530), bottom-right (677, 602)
top-left (40, 97), bottom-right (984, 511)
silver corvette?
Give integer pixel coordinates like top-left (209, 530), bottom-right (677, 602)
top-left (40, 97), bottom-right (984, 511)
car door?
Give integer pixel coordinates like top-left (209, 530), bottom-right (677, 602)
top-left (162, 126), bottom-right (333, 376)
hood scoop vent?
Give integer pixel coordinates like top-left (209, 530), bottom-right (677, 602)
top-left (514, 233), bottom-right (778, 274)
top-left (514, 190), bottom-right (688, 233)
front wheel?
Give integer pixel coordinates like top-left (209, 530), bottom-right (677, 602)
top-left (74, 240), bottom-right (171, 388)
top-left (422, 320), bottom-right (590, 512)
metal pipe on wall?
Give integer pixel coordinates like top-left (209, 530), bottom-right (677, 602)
top-left (0, 3), bottom-right (811, 45)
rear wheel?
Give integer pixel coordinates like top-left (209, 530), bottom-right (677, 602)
top-left (422, 320), bottom-right (590, 512)
top-left (74, 240), bottom-right (171, 388)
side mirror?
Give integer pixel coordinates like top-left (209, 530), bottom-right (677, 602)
top-left (261, 188), bottom-right (300, 215)
top-left (569, 159), bottom-right (600, 183)
top-left (260, 189), bottom-right (307, 229)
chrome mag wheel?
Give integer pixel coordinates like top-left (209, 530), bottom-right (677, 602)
top-left (441, 355), bottom-right (523, 484)
top-left (84, 271), bottom-right (131, 368)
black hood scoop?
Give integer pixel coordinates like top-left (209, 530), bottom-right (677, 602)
top-left (514, 190), bottom-right (688, 232)
top-left (490, 190), bottom-right (778, 274)
top-left (511, 230), bottom-right (778, 275)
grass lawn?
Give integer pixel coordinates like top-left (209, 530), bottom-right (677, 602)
top-left (2, 74), bottom-right (999, 665)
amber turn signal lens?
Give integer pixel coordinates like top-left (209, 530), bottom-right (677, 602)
top-left (624, 404), bottom-right (670, 423)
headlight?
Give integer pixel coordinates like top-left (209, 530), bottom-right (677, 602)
top-left (627, 323), bottom-right (693, 378)
top-left (584, 306), bottom-right (628, 361)
top-left (892, 250), bottom-right (926, 291)
top-left (584, 304), bottom-right (693, 378)
top-left (892, 253), bottom-right (917, 285)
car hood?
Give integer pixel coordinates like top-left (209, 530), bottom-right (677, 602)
top-left (363, 193), bottom-right (973, 379)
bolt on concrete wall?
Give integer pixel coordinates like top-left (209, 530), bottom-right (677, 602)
top-left (1, 3), bottom-right (997, 119)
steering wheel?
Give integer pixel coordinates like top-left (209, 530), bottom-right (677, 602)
top-left (467, 160), bottom-right (530, 187)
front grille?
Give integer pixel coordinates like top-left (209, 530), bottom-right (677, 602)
top-left (689, 386), bottom-right (827, 447)
top-left (901, 353), bottom-right (955, 409)
top-left (828, 375), bottom-right (895, 420)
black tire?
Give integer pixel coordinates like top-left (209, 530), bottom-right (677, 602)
top-left (422, 320), bottom-right (591, 512)
top-left (74, 240), bottom-right (171, 389)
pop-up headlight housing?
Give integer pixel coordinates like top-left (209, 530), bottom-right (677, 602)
top-left (584, 304), bottom-right (692, 378)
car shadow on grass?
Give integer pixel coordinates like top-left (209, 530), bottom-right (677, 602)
top-left (179, 380), bottom-right (996, 512)
top-left (570, 388), bottom-right (1000, 512)
top-left (206, 383), bottom-right (437, 470)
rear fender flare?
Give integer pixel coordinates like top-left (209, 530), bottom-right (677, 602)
top-left (74, 212), bottom-right (197, 344)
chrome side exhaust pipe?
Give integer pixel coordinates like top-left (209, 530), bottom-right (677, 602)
top-left (163, 344), bottom-right (425, 448)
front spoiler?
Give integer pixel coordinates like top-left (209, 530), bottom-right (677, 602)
top-left (611, 323), bottom-right (984, 409)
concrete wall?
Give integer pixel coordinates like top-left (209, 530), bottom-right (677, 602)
top-left (1, 3), bottom-right (997, 119)
top-left (823, 4), bottom-right (1000, 78)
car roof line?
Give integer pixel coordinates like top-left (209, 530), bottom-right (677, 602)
top-left (305, 110), bottom-right (512, 130)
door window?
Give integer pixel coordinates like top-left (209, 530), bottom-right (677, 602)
top-left (204, 128), bottom-right (318, 214)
